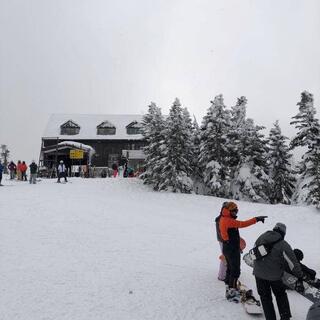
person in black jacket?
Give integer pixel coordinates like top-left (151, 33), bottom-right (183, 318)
top-left (29, 160), bottom-right (38, 184)
top-left (289, 248), bottom-right (320, 289)
top-left (253, 223), bottom-right (303, 320)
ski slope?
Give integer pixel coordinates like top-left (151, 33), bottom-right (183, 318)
top-left (0, 177), bottom-right (319, 320)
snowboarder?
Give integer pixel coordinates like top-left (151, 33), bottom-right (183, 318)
top-left (219, 201), bottom-right (267, 302)
top-left (57, 160), bottom-right (68, 183)
top-left (286, 248), bottom-right (320, 289)
top-left (0, 160), bottom-right (4, 185)
top-left (29, 160), bottom-right (38, 184)
top-left (253, 223), bottom-right (304, 320)
top-left (8, 161), bottom-right (16, 180)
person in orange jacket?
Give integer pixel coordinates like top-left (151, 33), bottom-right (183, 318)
top-left (17, 160), bottom-right (22, 180)
top-left (20, 161), bottom-right (28, 181)
top-left (219, 201), bottom-right (267, 302)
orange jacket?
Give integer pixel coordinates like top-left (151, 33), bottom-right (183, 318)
top-left (219, 208), bottom-right (257, 242)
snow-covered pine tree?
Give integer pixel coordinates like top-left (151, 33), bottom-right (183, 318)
top-left (158, 98), bottom-right (194, 193)
top-left (267, 121), bottom-right (295, 204)
top-left (231, 118), bottom-right (271, 202)
top-left (198, 94), bottom-right (230, 197)
top-left (304, 137), bottom-right (320, 208)
top-left (191, 116), bottom-right (202, 183)
top-left (227, 96), bottom-right (248, 173)
top-left (141, 102), bottom-right (166, 189)
top-left (290, 91), bottom-right (320, 206)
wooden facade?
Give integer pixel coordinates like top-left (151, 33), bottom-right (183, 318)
top-left (40, 114), bottom-right (146, 172)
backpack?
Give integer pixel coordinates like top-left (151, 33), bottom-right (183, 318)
top-left (248, 238), bottom-right (282, 261)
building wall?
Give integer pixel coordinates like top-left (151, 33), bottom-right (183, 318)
top-left (41, 138), bottom-right (145, 168)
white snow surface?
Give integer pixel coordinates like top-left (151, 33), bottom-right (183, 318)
top-left (1, 177), bottom-right (319, 320)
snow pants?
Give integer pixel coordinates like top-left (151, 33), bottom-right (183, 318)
top-left (57, 172), bottom-right (67, 182)
top-left (29, 174), bottom-right (37, 184)
top-left (9, 170), bottom-right (15, 180)
top-left (0, 172), bottom-right (2, 184)
top-left (222, 243), bottom-right (240, 288)
top-left (255, 277), bottom-right (291, 320)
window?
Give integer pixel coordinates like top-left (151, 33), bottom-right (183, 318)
top-left (60, 120), bottom-right (80, 135)
top-left (126, 121), bottom-right (142, 135)
top-left (97, 121), bottom-right (116, 135)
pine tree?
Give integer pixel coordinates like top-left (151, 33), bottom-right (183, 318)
top-left (141, 102), bottom-right (166, 189)
top-left (290, 91), bottom-right (320, 206)
top-left (0, 145), bottom-right (10, 174)
top-left (198, 94), bottom-right (230, 196)
top-left (227, 96), bottom-right (248, 172)
top-left (267, 121), bottom-right (295, 204)
top-left (231, 117), bottom-right (270, 202)
top-left (158, 98), bottom-right (194, 193)
top-left (191, 116), bottom-right (202, 182)
top-left (304, 137), bottom-right (320, 208)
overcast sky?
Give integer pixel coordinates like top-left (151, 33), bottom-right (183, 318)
top-left (1, 0), bottom-right (320, 162)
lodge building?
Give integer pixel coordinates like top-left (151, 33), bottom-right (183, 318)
top-left (39, 114), bottom-right (146, 172)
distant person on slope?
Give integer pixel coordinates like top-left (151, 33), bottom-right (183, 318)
top-left (20, 161), bottom-right (28, 181)
top-left (57, 160), bottom-right (68, 183)
top-left (8, 161), bottom-right (16, 180)
top-left (29, 160), bottom-right (38, 184)
top-left (253, 223), bottom-right (304, 320)
top-left (0, 160), bottom-right (4, 185)
top-left (219, 201), bottom-right (267, 302)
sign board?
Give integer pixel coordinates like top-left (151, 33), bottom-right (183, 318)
top-left (70, 149), bottom-right (84, 159)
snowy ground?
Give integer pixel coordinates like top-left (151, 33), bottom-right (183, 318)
top-left (0, 177), bottom-right (319, 320)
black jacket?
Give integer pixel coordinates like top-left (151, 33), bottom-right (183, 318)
top-left (253, 230), bottom-right (303, 281)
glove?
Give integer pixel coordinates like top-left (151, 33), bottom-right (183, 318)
top-left (255, 216), bottom-right (268, 223)
top-left (295, 279), bottom-right (305, 293)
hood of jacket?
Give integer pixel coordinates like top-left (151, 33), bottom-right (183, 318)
top-left (256, 230), bottom-right (282, 246)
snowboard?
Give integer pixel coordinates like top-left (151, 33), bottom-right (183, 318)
top-left (243, 252), bottom-right (320, 303)
top-left (238, 282), bottom-right (263, 315)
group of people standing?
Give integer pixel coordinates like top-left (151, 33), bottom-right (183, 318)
top-left (216, 201), bottom-right (318, 320)
top-left (1, 160), bottom-right (38, 184)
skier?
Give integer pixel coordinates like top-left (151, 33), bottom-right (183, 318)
top-left (29, 160), bottom-right (38, 184)
top-left (20, 161), bottom-right (28, 181)
top-left (57, 160), bottom-right (68, 183)
top-left (8, 161), bottom-right (16, 180)
top-left (253, 223), bottom-right (304, 320)
top-left (219, 201), bottom-right (267, 302)
top-left (0, 160), bottom-right (4, 185)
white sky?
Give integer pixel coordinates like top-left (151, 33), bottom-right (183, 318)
top-left (0, 0), bottom-right (320, 162)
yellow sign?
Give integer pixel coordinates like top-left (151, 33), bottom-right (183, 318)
top-left (70, 149), bottom-right (84, 159)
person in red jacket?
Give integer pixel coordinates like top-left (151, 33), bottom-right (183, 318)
top-left (219, 201), bottom-right (267, 302)
top-left (20, 161), bottom-right (28, 181)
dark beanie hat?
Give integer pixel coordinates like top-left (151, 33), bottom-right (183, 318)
top-left (293, 248), bottom-right (304, 262)
top-left (273, 222), bottom-right (286, 235)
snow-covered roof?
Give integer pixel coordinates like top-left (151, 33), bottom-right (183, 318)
top-left (43, 114), bottom-right (144, 140)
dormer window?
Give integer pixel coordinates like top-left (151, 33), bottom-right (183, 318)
top-left (60, 120), bottom-right (80, 135)
top-left (97, 121), bottom-right (116, 135)
top-left (126, 121), bottom-right (142, 135)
